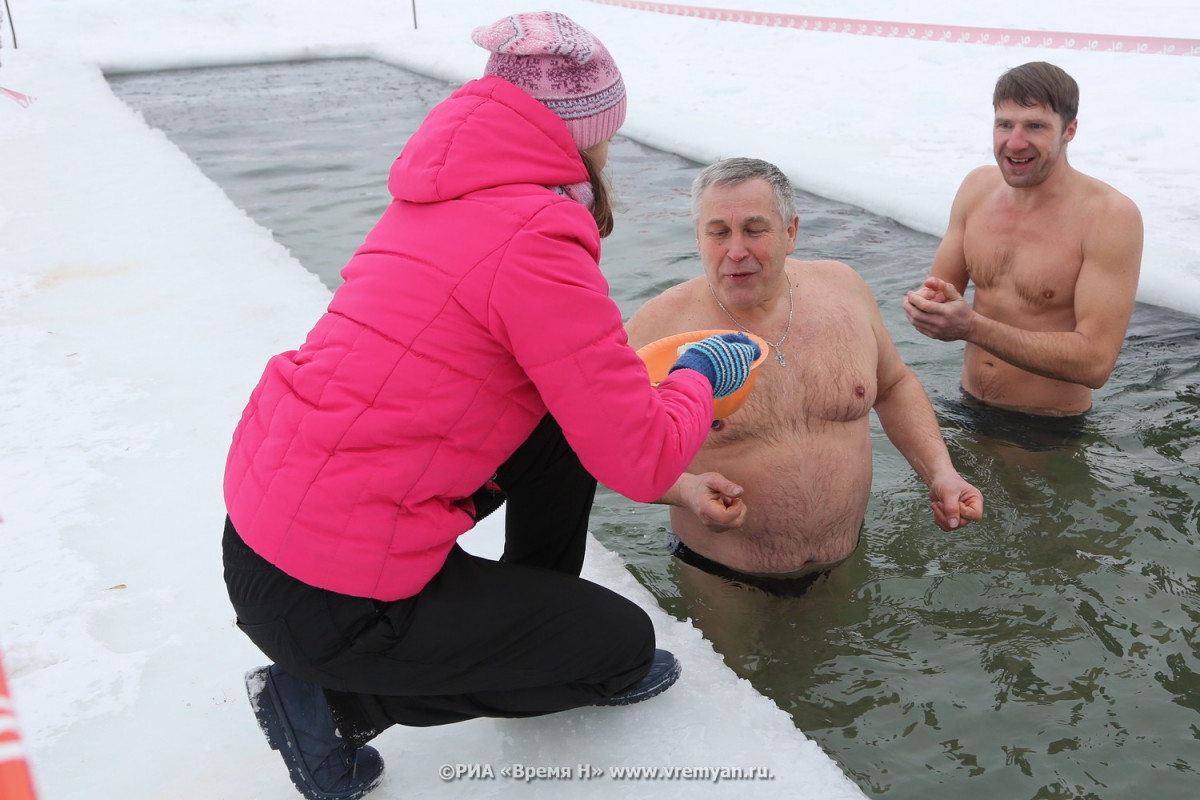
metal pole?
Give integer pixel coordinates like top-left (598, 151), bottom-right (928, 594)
top-left (411, 0), bottom-right (418, 30)
top-left (3, 0), bottom-right (16, 48)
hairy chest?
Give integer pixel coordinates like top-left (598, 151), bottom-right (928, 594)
top-left (714, 308), bottom-right (877, 442)
top-left (963, 208), bottom-right (1084, 310)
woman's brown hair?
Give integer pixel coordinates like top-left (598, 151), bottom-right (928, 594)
top-left (580, 148), bottom-right (615, 238)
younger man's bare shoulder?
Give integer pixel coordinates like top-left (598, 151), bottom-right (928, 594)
top-left (956, 165), bottom-right (1004, 206)
top-left (1077, 170), bottom-right (1143, 222)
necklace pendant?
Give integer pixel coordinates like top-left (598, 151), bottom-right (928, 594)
top-left (775, 348), bottom-right (786, 367)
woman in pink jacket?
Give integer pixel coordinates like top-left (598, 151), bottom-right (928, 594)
top-left (222, 12), bottom-right (758, 800)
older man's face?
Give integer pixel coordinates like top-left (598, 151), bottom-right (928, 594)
top-left (696, 178), bottom-right (797, 308)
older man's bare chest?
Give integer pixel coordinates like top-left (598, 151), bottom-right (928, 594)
top-left (718, 301), bottom-right (877, 440)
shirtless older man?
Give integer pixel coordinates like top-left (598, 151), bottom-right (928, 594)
top-left (903, 61), bottom-right (1143, 417)
top-left (625, 157), bottom-right (982, 579)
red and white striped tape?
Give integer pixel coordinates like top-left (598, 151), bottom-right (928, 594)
top-left (1, 86), bottom-right (35, 108)
top-left (583, 0), bottom-right (1200, 56)
top-left (0, 650), bottom-right (39, 800)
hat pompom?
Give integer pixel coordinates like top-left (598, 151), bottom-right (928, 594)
top-left (471, 12), bottom-right (596, 64)
top-left (472, 11), bottom-right (626, 151)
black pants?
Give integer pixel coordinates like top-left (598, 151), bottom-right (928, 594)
top-left (936, 388), bottom-right (1091, 451)
top-left (668, 535), bottom-right (832, 597)
top-left (224, 415), bottom-right (655, 743)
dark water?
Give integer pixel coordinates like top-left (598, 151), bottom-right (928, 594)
top-left (109, 59), bottom-right (1200, 800)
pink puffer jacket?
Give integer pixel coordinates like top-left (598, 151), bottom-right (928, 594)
top-left (224, 77), bottom-right (712, 600)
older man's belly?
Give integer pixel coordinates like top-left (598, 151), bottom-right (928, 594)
top-left (670, 431), bottom-right (872, 574)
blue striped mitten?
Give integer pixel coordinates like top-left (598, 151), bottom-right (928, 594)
top-left (668, 333), bottom-right (761, 398)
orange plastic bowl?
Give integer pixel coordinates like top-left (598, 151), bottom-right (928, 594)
top-left (636, 329), bottom-right (769, 419)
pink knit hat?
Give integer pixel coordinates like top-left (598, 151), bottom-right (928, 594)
top-left (472, 12), bottom-right (627, 151)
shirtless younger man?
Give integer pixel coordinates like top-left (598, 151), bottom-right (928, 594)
top-left (626, 158), bottom-right (983, 577)
top-left (903, 61), bottom-right (1143, 417)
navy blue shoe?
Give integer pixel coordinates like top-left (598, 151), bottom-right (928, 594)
top-left (245, 665), bottom-right (385, 800)
top-left (596, 649), bottom-right (681, 706)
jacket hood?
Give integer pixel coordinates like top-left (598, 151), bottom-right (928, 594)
top-left (389, 76), bottom-right (589, 204)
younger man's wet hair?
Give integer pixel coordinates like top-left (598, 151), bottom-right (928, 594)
top-left (993, 61), bottom-right (1080, 127)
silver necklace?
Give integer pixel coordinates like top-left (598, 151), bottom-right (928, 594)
top-left (708, 273), bottom-right (793, 367)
